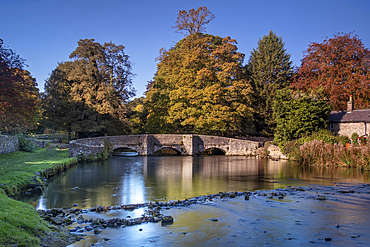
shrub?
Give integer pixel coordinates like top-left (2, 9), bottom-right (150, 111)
top-left (283, 139), bottom-right (302, 161)
top-left (336, 135), bottom-right (351, 146)
top-left (256, 147), bottom-right (269, 159)
top-left (283, 129), bottom-right (350, 161)
top-left (296, 129), bottom-right (340, 146)
top-left (359, 136), bottom-right (367, 146)
top-left (18, 135), bottom-right (36, 152)
top-left (100, 137), bottom-right (113, 160)
top-left (351, 133), bottom-right (359, 146)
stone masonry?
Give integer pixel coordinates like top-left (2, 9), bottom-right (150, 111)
top-left (0, 135), bottom-right (19, 154)
top-left (69, 134), bottom-right (261, 158)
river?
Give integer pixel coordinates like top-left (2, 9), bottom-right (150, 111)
top-left (23, 155), bottom-right (370, 246)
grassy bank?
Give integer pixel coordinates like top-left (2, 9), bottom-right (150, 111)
top-left (0, 147), bottom-right (78, 246)
top-left (0, 147), bottom-right (77, 196)
top-left (0, 192), bottom-right (52, 246)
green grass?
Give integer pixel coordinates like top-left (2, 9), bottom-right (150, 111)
top-left (0, 193), bottom-right (51, 246)
top-left (0, 147), bottom-right (77, 196)
top-left (0, 147), bottom-right (78, 246)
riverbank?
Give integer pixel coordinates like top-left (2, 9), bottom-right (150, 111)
top-left (0, 145), bottom-right (77, 196)
top-left (0, 146), bottom-right (80, 246)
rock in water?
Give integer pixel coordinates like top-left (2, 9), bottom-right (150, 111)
top-left (161, 216), bottom-right (174, 226)
top-left (76, 215), bottom-right (85, 223)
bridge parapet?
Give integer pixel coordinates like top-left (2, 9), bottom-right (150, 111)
top-left (197, 135), bottom-right (259, 155)
top-left (69, 134), bottom-right (260, 158)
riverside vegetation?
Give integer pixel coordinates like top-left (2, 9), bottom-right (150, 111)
top-left (0, 146), bottom-right (79, 246)
top-left (282, 130), bottom-right (370, 170)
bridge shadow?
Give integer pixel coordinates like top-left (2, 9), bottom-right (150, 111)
top-left (152, 147), bottom-right (181, 156)
top-left (200, 148), bottom-right (226, 155)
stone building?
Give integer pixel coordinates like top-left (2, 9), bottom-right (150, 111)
top-left (328, 97), bottom-right (370, 138)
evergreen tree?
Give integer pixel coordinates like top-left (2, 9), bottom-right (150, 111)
top-left (248, 31), bottom-right (293, 136)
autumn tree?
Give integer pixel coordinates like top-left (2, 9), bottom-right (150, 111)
top-left (41, 62), bottom-right (74, 138)
top-left (248, 31), bottom-right (293, 136)
top-left (273, 88), bottom-right (331, 148)
top-left (0, 39), bottom-right (40, 134)
top-left (293, 32), bottom-right (370, 110)
top-left (145, 33), bottom-right (254, 136)
top-left (42, 39), bottom-right (135, 138)
top-left (173, 6), bottom-right (215, 36)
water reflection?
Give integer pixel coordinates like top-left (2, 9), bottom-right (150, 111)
top-left (21, 156), bottom-right (370, 210)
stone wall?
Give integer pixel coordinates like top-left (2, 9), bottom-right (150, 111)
top-left (332, 122), bottom-right (368, 138)
top-left (0, 135), bottom-right (19, 154)
top-left (33, 139), bottom-right (48, 148)
top-left (0, 136), bottom-right (49, 154)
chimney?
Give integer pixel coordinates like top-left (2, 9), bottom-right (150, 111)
top-left (347, 95), bottom-right (354, 112)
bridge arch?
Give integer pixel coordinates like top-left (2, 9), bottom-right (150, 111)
top-left (112, 147), bottom-right (139, 156)
top-left (69, 134), bottom-right (260, 157)
top-left (201, 147), bottom-right (226, 155)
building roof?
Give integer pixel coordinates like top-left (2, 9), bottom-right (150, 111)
top-left (329, 109), bottom-right (370, 123)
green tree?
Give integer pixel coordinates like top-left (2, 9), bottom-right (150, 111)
top-left (248, 31), bottom-right (293, 136)
top-left (127, 97), bottom-right (148, 134)
top-left (273, 87), bottom-right (331, 148)
top-left (0, 39), bottom-right (40, 134)
top-left (145, 33), bottom-right (254, 136)
top-left (144, 77), bottom-right (173, 134)
top-left (42, 39), bottom-right (135, 138)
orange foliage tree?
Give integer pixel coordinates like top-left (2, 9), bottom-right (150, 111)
top-left (293, 33), bottom-right (370, 110)
top-left (145, 33), bottom-right (253, 136)
top-left (0, 39), bottom-right (39, 134)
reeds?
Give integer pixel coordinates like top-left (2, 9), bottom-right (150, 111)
top-left (297, 140), bottom-right (370, 169)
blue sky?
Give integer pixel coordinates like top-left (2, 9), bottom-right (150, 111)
top-left (1, 0), bottom-right (369, 98)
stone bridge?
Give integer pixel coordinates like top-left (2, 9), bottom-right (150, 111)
top-left (69, 134), bottom-right (261, 158)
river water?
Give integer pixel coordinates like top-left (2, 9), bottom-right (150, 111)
top-left (25, 155), bottom-right (370, 246)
